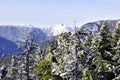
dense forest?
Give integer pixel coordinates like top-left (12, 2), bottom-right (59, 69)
top-left (0, 22), bottom-right (120, 80)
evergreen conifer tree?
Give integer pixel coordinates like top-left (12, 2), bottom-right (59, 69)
top-left (92, 23), bottom-right (116, 80)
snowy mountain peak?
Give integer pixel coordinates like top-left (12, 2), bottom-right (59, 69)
top-left (42, 24), bottom-right (73, 36)
top-left (51, 24), bottom-right (73, 36)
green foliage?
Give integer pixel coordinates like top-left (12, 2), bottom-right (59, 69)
top-left (36, 60), bottom-right (52, 74)
top-left (96, 25), bottom-right (114, 61)
top-left (82, 67), bottom-right (93, 80)
top-left (39, 74), bottom-right (51, 80)
top-left (36, 60), bottom-right (63, 80)
top-left (98, 25), bottom-right (112, 53)
top-left (90, 24), bottom-right (120, 80)
top-left (36, 60), bottom-right (52, 80)
top-left (114, 24), bottom-right (120, 45)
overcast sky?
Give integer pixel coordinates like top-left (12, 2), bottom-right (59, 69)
top-left (0, 0), bottom-right (120, 27)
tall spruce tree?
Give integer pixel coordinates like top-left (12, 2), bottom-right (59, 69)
top-left (25, 32), bottom-right (41, 80)
top-left (114, 22), bottom-right (120, 46)
top-left (92, 23), bottom-right (116, 80)
top-left (97, 24), bottom-right (113, 60)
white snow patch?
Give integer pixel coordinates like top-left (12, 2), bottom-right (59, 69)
top-left (50, 24), bottom-right (73, 36)
top-left (41, 24), bottom-right (73, 36)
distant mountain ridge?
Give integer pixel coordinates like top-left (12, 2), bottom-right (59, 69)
top-left (0, 19), bottom-right (120, 57)
top-left (0, 24), bottom-right (73, 57)
top-left (80, 19), bottom-right (120, 36)
top-left (0, 36), bottom-right (24, 57)
top-left (0, 25), bottom-right (47, 57)
top-left (0, 25), bottom-right (47, 42)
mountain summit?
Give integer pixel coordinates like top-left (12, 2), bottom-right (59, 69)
top-left (41, 24), bottom-right (73, 37)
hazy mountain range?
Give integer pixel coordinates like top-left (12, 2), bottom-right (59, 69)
top-left (0, 19), bottom-right (120, 58)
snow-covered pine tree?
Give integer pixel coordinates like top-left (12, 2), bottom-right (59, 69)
top-left (48, 21), bottom-right (88, 80)
top-left (9, 54), bottom-right (17, 79)
top-left (114, 22), bottom-right (120, 46)
top-left (96, 23), bottom-right (113, 60)
top-left (92, 23), bottom-right (115, 80)
top-left (72, 21), bottom-right (84, 80)
top-left (111, 38), bottom-right (120, 80)
top-left (24, 32), bottom-right (41, 80)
